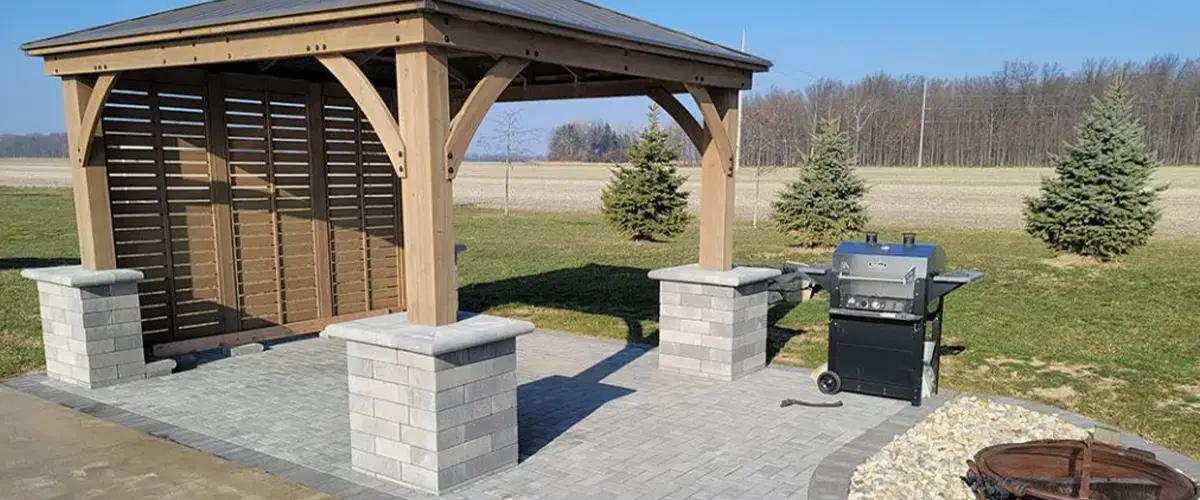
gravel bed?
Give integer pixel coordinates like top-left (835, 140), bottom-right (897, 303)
top-left (849, 396), bottom-right (1089, 500)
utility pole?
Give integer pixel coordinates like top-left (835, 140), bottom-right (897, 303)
top-left (736, 30), bottom-right (745, 174)
top-left (917, 77), bottom-right (928, 168)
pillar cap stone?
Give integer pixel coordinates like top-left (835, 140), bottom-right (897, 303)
top-left (21, 265), bottom-right (144, 287)
top-left (648, 264), bottom-right (781, 287)
top-left (322, 311), bottom-right (534, 356)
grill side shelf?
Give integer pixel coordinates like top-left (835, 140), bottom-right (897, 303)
top-left (929, 270), bottom-right (985, 299)
top-left (797, 264), bottom-right (834, 291)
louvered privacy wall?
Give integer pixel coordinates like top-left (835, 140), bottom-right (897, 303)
top-left (99, 71), bottom-right (405, 351)
top-left (322, 96), bottom-right (404, 316)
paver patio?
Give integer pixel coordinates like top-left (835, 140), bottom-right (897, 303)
top-left (15, 330), bottom-right (909, 499)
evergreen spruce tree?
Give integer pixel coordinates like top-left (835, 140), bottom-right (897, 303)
top-left (771, 117), bottom-right (869, 247)
top-left (1024, 76), bottom-right (1167, 261)
top-left (601, 105), bottom-right (691, 241)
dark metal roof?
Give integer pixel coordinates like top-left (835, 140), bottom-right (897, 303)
top-left (22, 0), bottom-right (771, 69)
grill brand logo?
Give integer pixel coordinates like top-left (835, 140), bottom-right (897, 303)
top-left (867, 260), bottom-right (888, 269)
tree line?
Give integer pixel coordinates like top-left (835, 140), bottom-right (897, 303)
top-left (0, 133), bottom-right (68, 158)
top-left (546, 120), bottom-right (700, 164)
top-left (744, 55), bottom-right (1200, 167)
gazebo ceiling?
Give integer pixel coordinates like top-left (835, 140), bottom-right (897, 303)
top-left (22, 0), bottom-right (771, 70)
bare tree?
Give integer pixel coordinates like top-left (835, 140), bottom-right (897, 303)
top-left (482, 108), bottom-right (540, 216)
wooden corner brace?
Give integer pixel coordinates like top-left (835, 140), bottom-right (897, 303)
top-left (316, 53), bottom-right (408, 178)
top-left (71, 73), bottom-right (120, 167)
top-left (444, 57), bottom-right (530, 180)
top-left (685, 83), bottom-right (735, 176)
top-left (647, 86), bottom-right (704, 156)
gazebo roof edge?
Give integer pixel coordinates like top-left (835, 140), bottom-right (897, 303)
top-left (22, 0), bottom-right (772, 70)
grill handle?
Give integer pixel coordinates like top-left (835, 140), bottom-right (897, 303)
top-left (837, 274), bottom-right (912, 285)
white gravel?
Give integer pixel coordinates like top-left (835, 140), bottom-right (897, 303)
top-left (849, 396), bottom-right (1089, 500)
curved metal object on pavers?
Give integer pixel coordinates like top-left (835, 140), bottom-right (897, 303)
top-left (964, 438), bottom-right (1199, 500)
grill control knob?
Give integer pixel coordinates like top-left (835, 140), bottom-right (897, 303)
top-left (846, 297), bottom-right (856, 306)
top-left (871, 300), bottom-right (882, 310)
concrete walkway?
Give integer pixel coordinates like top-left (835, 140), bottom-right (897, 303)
top-left (0, 385), bottom-right (329, 500)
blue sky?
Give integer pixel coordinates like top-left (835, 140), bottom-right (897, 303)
top-left (2, 0), bottom-right (1198, 154)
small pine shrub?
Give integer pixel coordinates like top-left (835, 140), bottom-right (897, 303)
top-left (601, 104), bottom-right (691, 241)
top-left (1024, 76), bottom-right (1167, 261)
top-left (772, 117), bottom-right (869, 247)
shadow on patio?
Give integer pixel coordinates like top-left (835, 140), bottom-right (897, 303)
top-left (459, 263), bottom-right (810, 459)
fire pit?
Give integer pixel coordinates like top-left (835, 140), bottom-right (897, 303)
top-left (964, 439), bottom-right (1199, 500)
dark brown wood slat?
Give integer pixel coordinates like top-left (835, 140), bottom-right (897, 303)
top-left (111, 214), bottom-right (163, 230)
top-left (239, 317), bottom-right (277, 330)
top-left (174, 301), bottom-right (221, 315)
top-left (107, 91), bottom-right (152, 106)
top-left (173, 323), bottom-right (227, 341)
top-left (172, 274), bottom-right (220, 291)
top-left (174, 310), bottom-right (224, 328)
top-left (174, 286), bottom-right (221, 302)
top-left (103, 105), bottom-right (152, 120)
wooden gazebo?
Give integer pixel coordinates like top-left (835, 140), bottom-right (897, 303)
top-left (23, 0), bottom-right (771, 356)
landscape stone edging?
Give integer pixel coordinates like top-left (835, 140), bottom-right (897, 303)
top-left (1, 375), bottom-right (411, 500)
top-left (806, 390), bottom-right (957, 500)
top-left (806, 391), bottom-right (1200, 500)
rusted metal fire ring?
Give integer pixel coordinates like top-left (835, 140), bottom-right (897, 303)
top-left (964, 438), bottom-right (1198, 500)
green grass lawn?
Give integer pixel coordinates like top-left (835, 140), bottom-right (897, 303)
top-left (3, 186), bottom-right (1200, 457)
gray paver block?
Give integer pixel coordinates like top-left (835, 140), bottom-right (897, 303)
top-left (145, 359), bottom-right (176, 378)
top-left (226, 343), bottom-right (265, 357)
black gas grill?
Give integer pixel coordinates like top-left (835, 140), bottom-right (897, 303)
top-left (800, 232), bottom-right (983, 406)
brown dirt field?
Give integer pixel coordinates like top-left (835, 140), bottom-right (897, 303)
top-left (4, 158), bottom-right (1198, 234)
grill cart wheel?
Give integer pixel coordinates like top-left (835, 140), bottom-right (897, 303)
top-left (817, 370), bottom-right (842, 395)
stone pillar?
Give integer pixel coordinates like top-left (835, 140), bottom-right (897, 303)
top-left (21, 266), bottom-right (145, 389)
top-left (649, 264), bottom-right (781, 381)
top-left (323, 312), bottom-right (534, 495)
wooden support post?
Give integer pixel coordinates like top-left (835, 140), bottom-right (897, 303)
top-left (396, 46), bottom-right (457, 326)
top-left (62, 75), bottom-right (117, 270)
top-left (205, 72), bottom-right (240, 332)
top-left (695, 87), bottom-right (739, 271)
top-left (308, 82), bottom-right (335, 319)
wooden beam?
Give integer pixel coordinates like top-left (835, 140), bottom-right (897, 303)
top-left (686, 84), bottom-right (735, 175)
top-left (647, 87), bottom-right (703, 154)
top-left (73, 73), bottom-right (119, 167)
top-left (317, 53), bottom-right (408, 178)
top-left (62, 76), bottom-right (116, 270)
top-left (697, 88), bottom-right (739, 271)
top-left (43, 14), bottom-right (425, 76)
top-left (445, 57), bottom-right (529, 179)
top-left (452, 78), bottom-right (685, 104)
top-left (396, 46), bottom-right (458, 326)
top-left (427, 17), bottom-right (753, 89)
